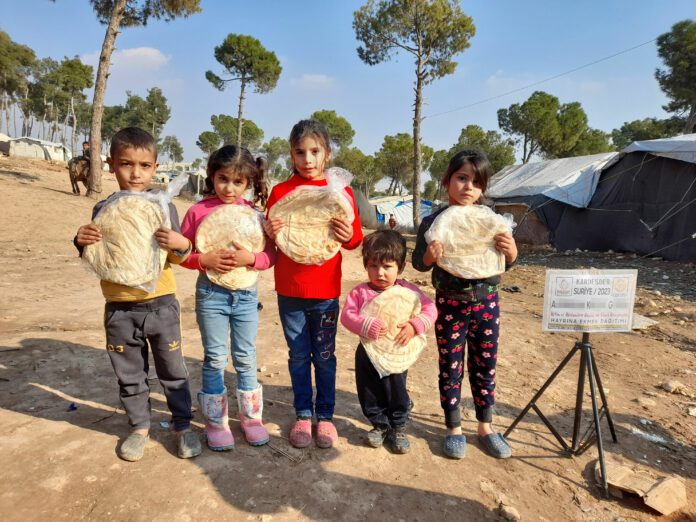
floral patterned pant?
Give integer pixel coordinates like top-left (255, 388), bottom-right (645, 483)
top-left (436, 290), bottom-right (500, 425)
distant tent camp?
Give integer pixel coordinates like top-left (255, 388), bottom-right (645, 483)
top-left (4, 137), bottom-right (71, 162)
top-left (488, 134), bottom-right (696, 261)
top-left (370, 195), bottom-right (433, 231)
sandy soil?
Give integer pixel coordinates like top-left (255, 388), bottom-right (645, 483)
top-left (0, 155), bottom-right (694, 521)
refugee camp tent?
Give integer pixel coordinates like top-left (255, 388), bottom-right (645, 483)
top-left (488, 134), bottom-right (696, 261)
top-left (370, 194), bottom-right (433, 231)
top-left (6, 137), bottom-right (71, 161)
top-left (353, 189), bottom-right (379, 229)
top-left (0, 133), bottom-right (10, 155)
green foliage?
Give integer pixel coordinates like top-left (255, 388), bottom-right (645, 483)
top-left (0, 30), bottom-right (36, 97)
top-left (375, 133), bottom-right (433, 195)
top-left (261, 136), bottom-right (289, 178)
top-left (309, 110), bottom-right (355, 150)
top-left (210, 114), bottom-right (264, 150)
top-left (191, 158), bottom-right (203, 170)
top-left (88, 0), bottom-right (202, 27)
top-left (450, 125), bottom-right (516, 173)
top-left (334, 146), bottom-right (381, 196)
top-left (565, 128), bottom-right (615, 156)
top-left (196, 131), bottom-right (221, 157)
top-left (428, 149), bottom-right (449, 182)
top-left (121, 87), bottom-right (170, 139)
top-left (423, 179), bottom-right (438, 201)
top-left (498, 91), bottom-right (591, 162)
top-left (102, 104), bottom-right (127, 144)
top-left (52, 56), bottom-right (93, 96)
top-left (354, 0), bottom-right (475, 85)
top-left (611, 117), bottom-right (684, 150)
top-left (160, 135), bottom-right (184, 163)
top-left (655, 19), bottom-right (696, 133)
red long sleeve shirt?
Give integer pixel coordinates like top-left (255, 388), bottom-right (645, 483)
top-left (267, 173), bottom-right (363, 299)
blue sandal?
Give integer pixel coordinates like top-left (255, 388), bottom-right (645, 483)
top-left (443, 434), bottom-right (467, 459)
top-left (478, 432), bottom-right (512, 459)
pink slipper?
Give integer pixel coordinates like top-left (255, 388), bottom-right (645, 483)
top-left (315, 420), bottom-right (338, 449)
top-left (289, 419), bottom-right (312, 448)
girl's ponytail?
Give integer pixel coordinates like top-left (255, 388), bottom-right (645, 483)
top-left (253, 155), bottom-right (269, 210)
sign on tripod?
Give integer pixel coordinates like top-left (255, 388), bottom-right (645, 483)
top-left (542, 269), bottom-right (638, 332)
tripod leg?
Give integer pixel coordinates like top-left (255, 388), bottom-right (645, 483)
top-left (504, 344), bottom-right (579, 438)
top-left (570, 343), bottom-right (587, 451)
top-left (585, 345), bottom-right (609, 498)
top-left (589, 349), bottom-right (618, 443)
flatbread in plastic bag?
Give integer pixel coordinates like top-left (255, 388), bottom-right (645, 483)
top-left (83, 194), bottom-right (168, 290)
top-left (425, 205), bottom-right (512, 279)
top-left (269, 169), bottom-right (355, 265)
top-left (361, 285), bottom-right (427, 378)
top-left (196, 204), bottom-right (266, 290)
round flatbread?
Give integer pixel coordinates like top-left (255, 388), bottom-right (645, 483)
top-left (83, 195), bottom-right (167, 287)
top-left (361, 285), bottom-right (427, 378)
top-left (427, 205), bottom-right (510, 279)
top-left (268, 186), bottom-right (355, 265)
top-left (196, 204), bottom-right (266, 290)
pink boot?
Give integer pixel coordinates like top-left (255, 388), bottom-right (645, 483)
top-left (198, 390), bottom-right (235, 451)
top-left (237, 385), bottom-right (269, 446)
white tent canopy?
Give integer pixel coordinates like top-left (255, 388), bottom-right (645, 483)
top-left (622, 133), bottom-right (696, 165)
top-left (488, 152), bottom-right (619, 208)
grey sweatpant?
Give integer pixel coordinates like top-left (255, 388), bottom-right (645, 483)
top-left (104, 294), bottom-right (193, 431)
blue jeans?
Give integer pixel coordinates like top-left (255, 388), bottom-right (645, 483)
top-left (277, 295), bottom-right (339, 420)
top-left (195, 274), bottom-right (259, 394)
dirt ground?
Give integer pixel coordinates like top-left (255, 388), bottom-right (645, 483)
top-left (0, 156), bottom-right (694, 521)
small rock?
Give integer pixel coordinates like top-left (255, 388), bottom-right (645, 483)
top-left (257, 366), bottom-right (267, 373)
top-left (636, 397), bottom-right (656, 409)
top-left (673, 295), bottom-right (681, 301)
top-left (677, 320), bottom-right (686, 326)
top-left (688, 407), bottom-right (696, 417)
top-left (662, 275), bottom-right (669, 280)
top-left (499, 505), bottom-right (521, 521)
top-left (661, 380), bottom-right (685, 394)
top-left (647, 299), bottom-right (657, 308)
top-left (654, 290), bottom-right (662, 296)
top-left (673, 306), bottom-right (683, 313)
top-left (647, 312), bottom-right (660, 317)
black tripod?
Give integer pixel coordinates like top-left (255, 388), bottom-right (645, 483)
top-left (504, 333), bottom-right (618, 497)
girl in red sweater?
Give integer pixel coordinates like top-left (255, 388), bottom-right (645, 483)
top-left (265, 120), bottom-right (363, 448)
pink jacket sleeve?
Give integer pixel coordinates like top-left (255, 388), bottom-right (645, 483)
top-left (399, 280), bottom-right (437, 335)
top-left (179, 206), bottom-right (203, 270)
top-left (250, 234), bottom-right (277, 271)
top-left (340, 285), bottom-right (385, 340)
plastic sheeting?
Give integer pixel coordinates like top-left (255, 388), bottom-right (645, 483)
top-left (622, 133), bottom-right (696, 165)
top-left (489, 152), bottom-right (619, 208)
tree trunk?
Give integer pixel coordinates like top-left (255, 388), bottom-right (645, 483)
top-left (412, 67), bottom-right (424, 229)
top-left (88, 0), bottom-right (127, 198)
top-left (236, 80), bottom-right (246, 149)
top-left (12, 103), bottom-right (18, 137)
top-left (684, 105), bottom-right (696, 134)
top-left (70, 96), bottom-right (77, 157)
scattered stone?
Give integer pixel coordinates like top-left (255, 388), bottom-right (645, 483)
top-left (654, 290), bottom-right (662, 296)
top-left (257, 366), bottom-right (267, 373)
top-left (499, 505), bottom-right (521, 521)
top-left (662, 275), bottom-right (669, 280)
top-left (677, 320), bottom-right (686, 326)
top-left (636, 397), bottom-right (656, 409)
top-left (688, 407), bottom-right (696, 417)
top-left (660, 380), bottom-right (685, 394)
top-left (673, 306), bottom-right (683, 313)
top-left (647, 312), bottom-right (660, 317)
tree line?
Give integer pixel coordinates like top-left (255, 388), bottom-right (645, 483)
top-left (1, 2), bottom-right (694, 229)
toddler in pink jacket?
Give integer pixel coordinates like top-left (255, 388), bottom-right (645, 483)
top-left (340, 230), bottom-right (436, 454)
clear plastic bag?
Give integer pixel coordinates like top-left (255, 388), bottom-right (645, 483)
top-left (268, 167), bottom-right (355, 265)
top-left (425, 205), bottom-right (514, 279)
top-left (82, 174), bottom-right (189, 292)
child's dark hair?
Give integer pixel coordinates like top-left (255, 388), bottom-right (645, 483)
top-left (110, 127), bottom-right (157, 159)
top-left (442, 148), bottom-right (494, 195)
top-left (288, 119), bottom-right (331, 173)
top-left (205, 145), bottom-right (269, 208)
top-left (362, 230), bottom-right (407, 273)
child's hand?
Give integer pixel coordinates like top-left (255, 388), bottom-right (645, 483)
top-left (76, 224), bottom-right (102, 246)
top-left (228, 241), bottom-right (256, 267)
top-left (264, 217), bottom-right (284, 240)
top-left (200, 250), bottom-right (236, 273)
top-left (155, 227), bottom-right (190, 252)
top-left (367, 319), bottom-right (388, 340)
top-left (331, 217), bottom-right (353, 243)
top-left (494, 232), bottom-right (518, 264)
top-left (423, 240), bottom-right (444, 266)
top-left (394, 322), bottom-right (416, 346)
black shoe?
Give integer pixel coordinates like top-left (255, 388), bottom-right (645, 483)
top-left (386, 428), bottom-right (410, 454)
top-left (366, 427), bottom-right (387, 448)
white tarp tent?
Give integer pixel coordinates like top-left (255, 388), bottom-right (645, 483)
top-left (623, 133), bottom-right (696, 164)
top-left (488, 152), bottom-right (619, 208)
top-left (7, 137), bottom-right (71, 162)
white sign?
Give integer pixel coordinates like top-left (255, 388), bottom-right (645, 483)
top-left (542, 269), bottom-right (637, 333)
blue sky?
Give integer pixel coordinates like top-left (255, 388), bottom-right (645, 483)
top-left (3, 1), bottom-right (695, 162)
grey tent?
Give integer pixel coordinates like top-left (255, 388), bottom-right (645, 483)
top-left (488, 134), bottom-right (696, 261)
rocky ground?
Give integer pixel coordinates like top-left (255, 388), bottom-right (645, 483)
top-left (0, 155), bottom-right (694, 521)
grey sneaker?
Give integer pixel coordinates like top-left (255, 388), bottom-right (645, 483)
top-left (387, 428), bottom-right (410, 454)
top-left (178, 430), bottom-right (202, 459)
top-left (366, 427), bottom-right (387, 448)
top-left (118, 433), bottom-right (149, 462)
top-left (478, 433), bottom-right (512, 459)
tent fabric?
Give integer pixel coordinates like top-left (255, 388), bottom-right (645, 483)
top-left (488, 152), bottom-right (619, 208)
top-left (391, 199), bottom-right (433, 230)
top-left (353, 189), bottom-right (379, 229)
top-left (7, 137), bottom-right (71, 162)
top-left (622, 133), bottom-right (696, 165)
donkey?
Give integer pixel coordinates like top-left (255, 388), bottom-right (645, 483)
top-left (67, 157), bottom-right (89, 195)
